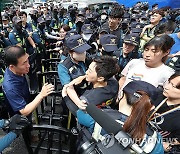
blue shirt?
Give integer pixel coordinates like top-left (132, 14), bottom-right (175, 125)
top-left (169, 33), bottom-right (180, 54)
top-left (2, 68), bottom-right (30, 114)
top-left (9, 28), bottom-right (29, 45)
top-left (58, 57), bottom-right (86, 86)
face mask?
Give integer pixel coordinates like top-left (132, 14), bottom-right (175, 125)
top-left (82, 34), bottom-right (92, 41)
top-left (101, 15), bottom-right (107, 20)
top-left (39, 24), bottom-right (45, 30)
top-left (122, 23), bottom-right (128, 30)
top-left (46, 21), bottom-right (51, 26)
top-left (72, 51), bottom-right (86, 62)
top-left (30, 15), bottom-right (37, 21)
top-left (15, 24), bottom-right (22, 31)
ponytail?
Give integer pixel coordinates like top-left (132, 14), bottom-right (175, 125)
top-left (123, 91), bottom-right (153, 141)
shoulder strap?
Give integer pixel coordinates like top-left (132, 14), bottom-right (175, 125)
top-left (148, 98), bottom-right (180, 121)
top-left (151, 106), bottom-right (180, 120)
top-left (148, 98), bottom-right (167, 121)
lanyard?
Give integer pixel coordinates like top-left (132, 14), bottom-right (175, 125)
top-left (148, 98), bottom-right (180, 121)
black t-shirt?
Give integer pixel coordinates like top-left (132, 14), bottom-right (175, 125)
top-left (155, 102), bottom-right (180, 142)
top-left (80, 78), bottom-right (119, 106)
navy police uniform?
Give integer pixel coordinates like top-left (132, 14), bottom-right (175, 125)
top-left (58, 34), bottom-right (91, 86)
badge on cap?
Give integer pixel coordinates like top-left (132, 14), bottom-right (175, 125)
top-left (77, 38), bottom-right (84, 45)
top-left (87, 26), bottom-right (91, 30)
top-left (132, 37), bottom-right (136, 41)
top-left (136, 25), bottom-right (141, 28)
top-left (110, 38), bottom-right (116, 44)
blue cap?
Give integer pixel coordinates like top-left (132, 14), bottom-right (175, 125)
top-left (37, 17), bottom-right (45, 23)
top-left (65, 29), bottom-right (78, 39)
top-left (131, 28), bottom-right (142, 34)
top-left (123, 80), bottom-right (158, 104)
top-left (100, 34), bottom-right (118, 52)
top-left (45, 15), bottom-right (52, 21)
top-left (124, 34), bottom-right (140, 46)
top-left (2, 15), bottom-right (9, 21)
top-left (29, 9), bottom-right (38, 15)
top-left (81, 24), bottom-right (93, 34)
top-left (66, 34), bottom-right (91, 53)
top-left (122, 18), bottom-right (130, 24)
top-left (12, 16), bottom-right (22, 24)
top-left (99, 27), bottom-right (109, 34)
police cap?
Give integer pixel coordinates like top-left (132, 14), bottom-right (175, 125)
top-left (37, 17), bottom-right (45, 24)
top-left (29, 9), bottom-right (38, 15)
top-left (123, 34), bottom-right (140, 46)
top-left (81, 24), bottom-right (93, 34)
top-left (66, 34), bottom-right (91, 53)
top-left (12, 16), bottom-right (22, 24)
top-left (100, 34), bottom-right (118, 52)
top-left (2, 15), bottom-right (9, 21)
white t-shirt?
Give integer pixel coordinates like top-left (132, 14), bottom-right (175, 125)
top-left (121, 58), bottom-right (175, 88)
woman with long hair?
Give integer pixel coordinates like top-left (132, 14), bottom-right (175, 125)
top-left (93, 80), bottom-right (164, 153)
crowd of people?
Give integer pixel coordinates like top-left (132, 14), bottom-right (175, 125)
top-left (0, 1), bottom-right (180, 153)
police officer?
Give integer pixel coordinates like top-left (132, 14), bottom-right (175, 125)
top-left (24, 10), bottom-right (46, 57)
top-left (41, 7), bottom-right (50, 19)
top-left (81, 24), bottom-right (94, 43)
top-left (117, 34), bottom-right (142, 73)
top-left (1, 15), bottom-right (12, 38)
top-left (51, 6), bottom-right (60, 32)
top-left (29, 9), bottom-right (39, 29)
top-left (9, 16), bottom-right (36, 55)
top-left (20, 11), bottom-right (33, 34)
top-left (58, 34), bottom-right (91, 87)
top-left (99, 10), bottom-right (108, 26)
top-left (67, 5), bottom-right (77, 28)
top-left (59, 7), bottom-right (69, 26)
top-left (74, 10), bottom-right (85, 34)
top-left (101, 4), bottom-right (124, 48)
top-left (0, 15), bottom-right (12, 47)
top-left (37, 17), bottom-right (47, 43)
top-left (99, 34), bottom-right (119, 57)
top-left (37, 17), bottom-right (60, 45)
top-left (58, 34), bottom-right (91, 123)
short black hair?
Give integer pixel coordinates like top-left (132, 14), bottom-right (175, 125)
top-left (109, 4), bottom-right (124, 19)
top-left (152, 3), bottom-right (158, 8)
top-left (144, 35), bottom-right (175, 63)
top-left (20, 11), bottom-right (27, 17)
top-left (93, 56), bottom-right (119, 81)
top-left (4, 45), bottom-right (26, 66)
top-left (144, 34), bottom-right (175, 53)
